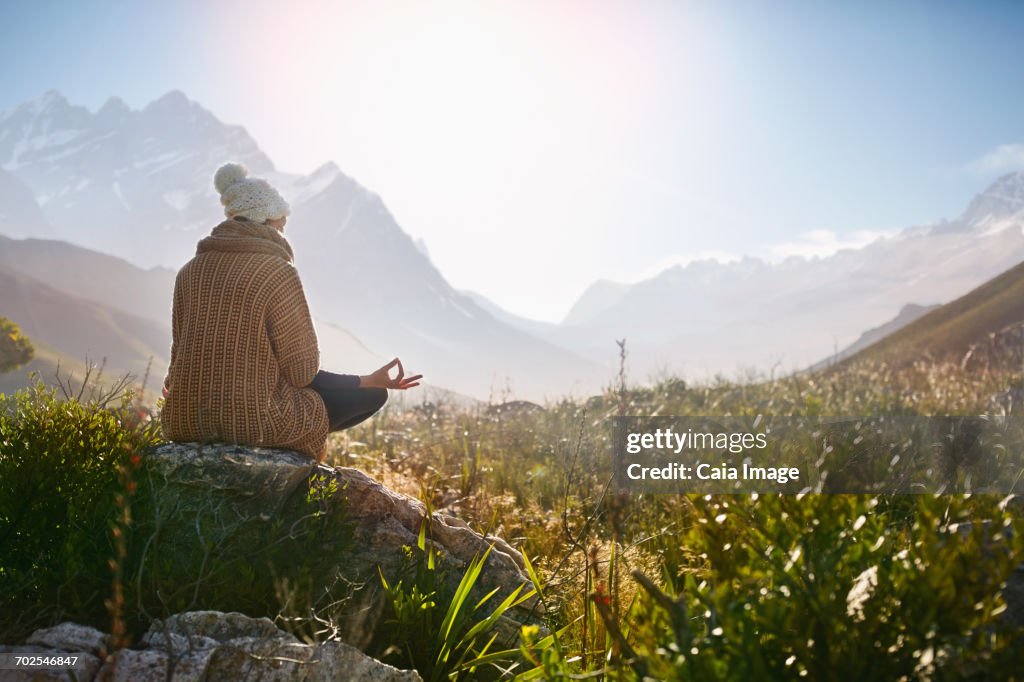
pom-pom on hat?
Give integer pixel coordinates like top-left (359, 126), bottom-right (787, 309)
top-left (214, 162), bottom-right (291, 223)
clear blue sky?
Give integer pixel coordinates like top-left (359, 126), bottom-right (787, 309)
top-left (2, 0), bottom-right (1023, 321)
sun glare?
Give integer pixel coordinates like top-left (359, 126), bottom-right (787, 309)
top-left (206, 0), bottom-right (724, 321)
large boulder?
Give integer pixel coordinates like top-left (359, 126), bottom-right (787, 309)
top-left (136, 442), bottom-right (541, 649)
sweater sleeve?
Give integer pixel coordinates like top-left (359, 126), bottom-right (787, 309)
top-left (266, 265), bottom-right (321, 388)
top-left (163, 272), bottom-right (183, 394)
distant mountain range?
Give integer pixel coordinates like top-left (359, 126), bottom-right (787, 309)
top-left (2, 89), bottom-right (1024, 398)
top-left (531, 171), bottom-right (1024, 380)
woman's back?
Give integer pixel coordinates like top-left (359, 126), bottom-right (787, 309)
top-left (161, 218), bottom-right (330, 459)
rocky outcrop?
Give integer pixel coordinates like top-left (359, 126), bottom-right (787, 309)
top-left (4, 611), bottom-right (420, 681)
top-left (137, 442), bottom-right (541, 648)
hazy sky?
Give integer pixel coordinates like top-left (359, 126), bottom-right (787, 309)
top-left (2, 0), bottom-right (1024, 321)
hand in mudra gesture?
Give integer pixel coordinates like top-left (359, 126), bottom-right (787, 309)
top-left (359, 358), bottom-right (422, 390)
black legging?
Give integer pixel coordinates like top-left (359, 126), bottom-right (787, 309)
top-left (308, 370), bottom-right (388, 432)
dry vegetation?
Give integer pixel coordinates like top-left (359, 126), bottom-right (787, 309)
top-left (326, 353), bottom-right (1024, 679)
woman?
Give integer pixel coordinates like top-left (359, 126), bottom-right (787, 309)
top-left (160, 162), bottom-right (421, 461)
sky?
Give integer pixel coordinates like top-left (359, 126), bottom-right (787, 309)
top-left (1, 0), bottom-right (1023, 322)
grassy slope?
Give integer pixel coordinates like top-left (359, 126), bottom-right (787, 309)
top-left (843, 259), bottom-right (1024, 366)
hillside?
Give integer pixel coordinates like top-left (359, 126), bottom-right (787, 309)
top-left (0, 234), bottom-right (176, 325)
top-left (0, 269), bottom-right (170, 389)
top-left (0, 335), bottom-right (134, 399)
top-left (843, 259), bottom-right (1024, 366)
top-left (810, 303), bottom-right (940, 370)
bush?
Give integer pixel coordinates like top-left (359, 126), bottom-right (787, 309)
top-left (0, 378), bottom-right (160, 641)
top-left (0, 317), bottom-right (34, 374)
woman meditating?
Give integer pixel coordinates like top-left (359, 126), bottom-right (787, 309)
top-left (160, 163), bottom-right (421, 461)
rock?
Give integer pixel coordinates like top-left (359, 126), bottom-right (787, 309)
top-left (101, 643), bottom-right (216, 679)
top-left (139, 442), bottom-right (542, 650)
top-left (156, 611), bottom-right (283, 642)
top-left (313, 640), bottom-right (421, 681)
top-left (95, 610), bottom-right (421, 682)
top-left (98, 648), bottom-right (182, 682)
top-left (26, 622), bottom-right (108, 656)
top-left (139, 442), bottom-right (316, 518)
top-left (4, 611), bottom-right (420, 681)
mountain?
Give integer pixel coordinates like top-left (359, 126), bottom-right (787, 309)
top-left (10, 88), bottom-right (1023, 397)
top-left (0, 233), bottom-right (176, 325)
top-left (0, 167), bottom-right (51, 238)
top-left (561, 279), bottom-right (632, 326)
top-left (841, 259), bottom-right (1024, 367)
top-left (0, 91), bottom-right (604, 400)
top-left (0, 268), bottom-right (171, 391)
top-left (809, 303), bottom-right (941, 371)
top-left (958, 171), bottom-right (1024, 228)
top-left (543, 172), bottom-right (1024, 379)
top-left (313, 317), bottom-right (387, 376)
top-left (0, 90), bottom-right (273, 267)
top-left (458, 290), bottom-right (558, 337)
top-left (284, 168), bottom-right (605, 398)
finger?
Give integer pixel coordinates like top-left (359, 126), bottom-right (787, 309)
top-left (395, 358), bottom-right (405, 382)
top-left (398, 382), bottom-right (420, 390)
top-left (383, 358), bottom-right (399, 373)
top-left (403, 374), bottom-right (424, 383)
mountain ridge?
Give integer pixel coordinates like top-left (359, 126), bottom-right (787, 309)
top-left (840, 258), bottom-right (1024, 367)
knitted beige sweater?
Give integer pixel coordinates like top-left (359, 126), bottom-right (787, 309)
top-left (160, 218), bottom-right (330, 460)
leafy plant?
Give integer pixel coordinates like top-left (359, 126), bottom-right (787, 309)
top-left (377, 518), bottom-right (536, 681)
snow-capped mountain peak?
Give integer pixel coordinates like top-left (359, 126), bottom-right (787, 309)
top-left (97, 96), bottom-right (130, 118)
top-left (143, 89), bottom-right (194, 113)
top-left (961, 170), bottom-right (1024, 227)
top-left (22, 89), bottom-right (70, 115)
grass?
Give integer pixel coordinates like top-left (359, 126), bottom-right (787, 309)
top-left (327, 352), bottom-right (1024, 679)
top-left (1, 349), bottom-right (1022, 679)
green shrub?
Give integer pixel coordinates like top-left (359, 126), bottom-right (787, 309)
top-left (0, 378), bottom-right (160, 641)
top-left (0, 317), bottom-right (34, 374)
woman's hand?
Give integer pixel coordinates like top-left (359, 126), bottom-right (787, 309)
top-left (359, 358), bottom-right (423, 390)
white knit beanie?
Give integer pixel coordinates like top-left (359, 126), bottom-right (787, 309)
top-left (214, 162), bottom-right (291, 223)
